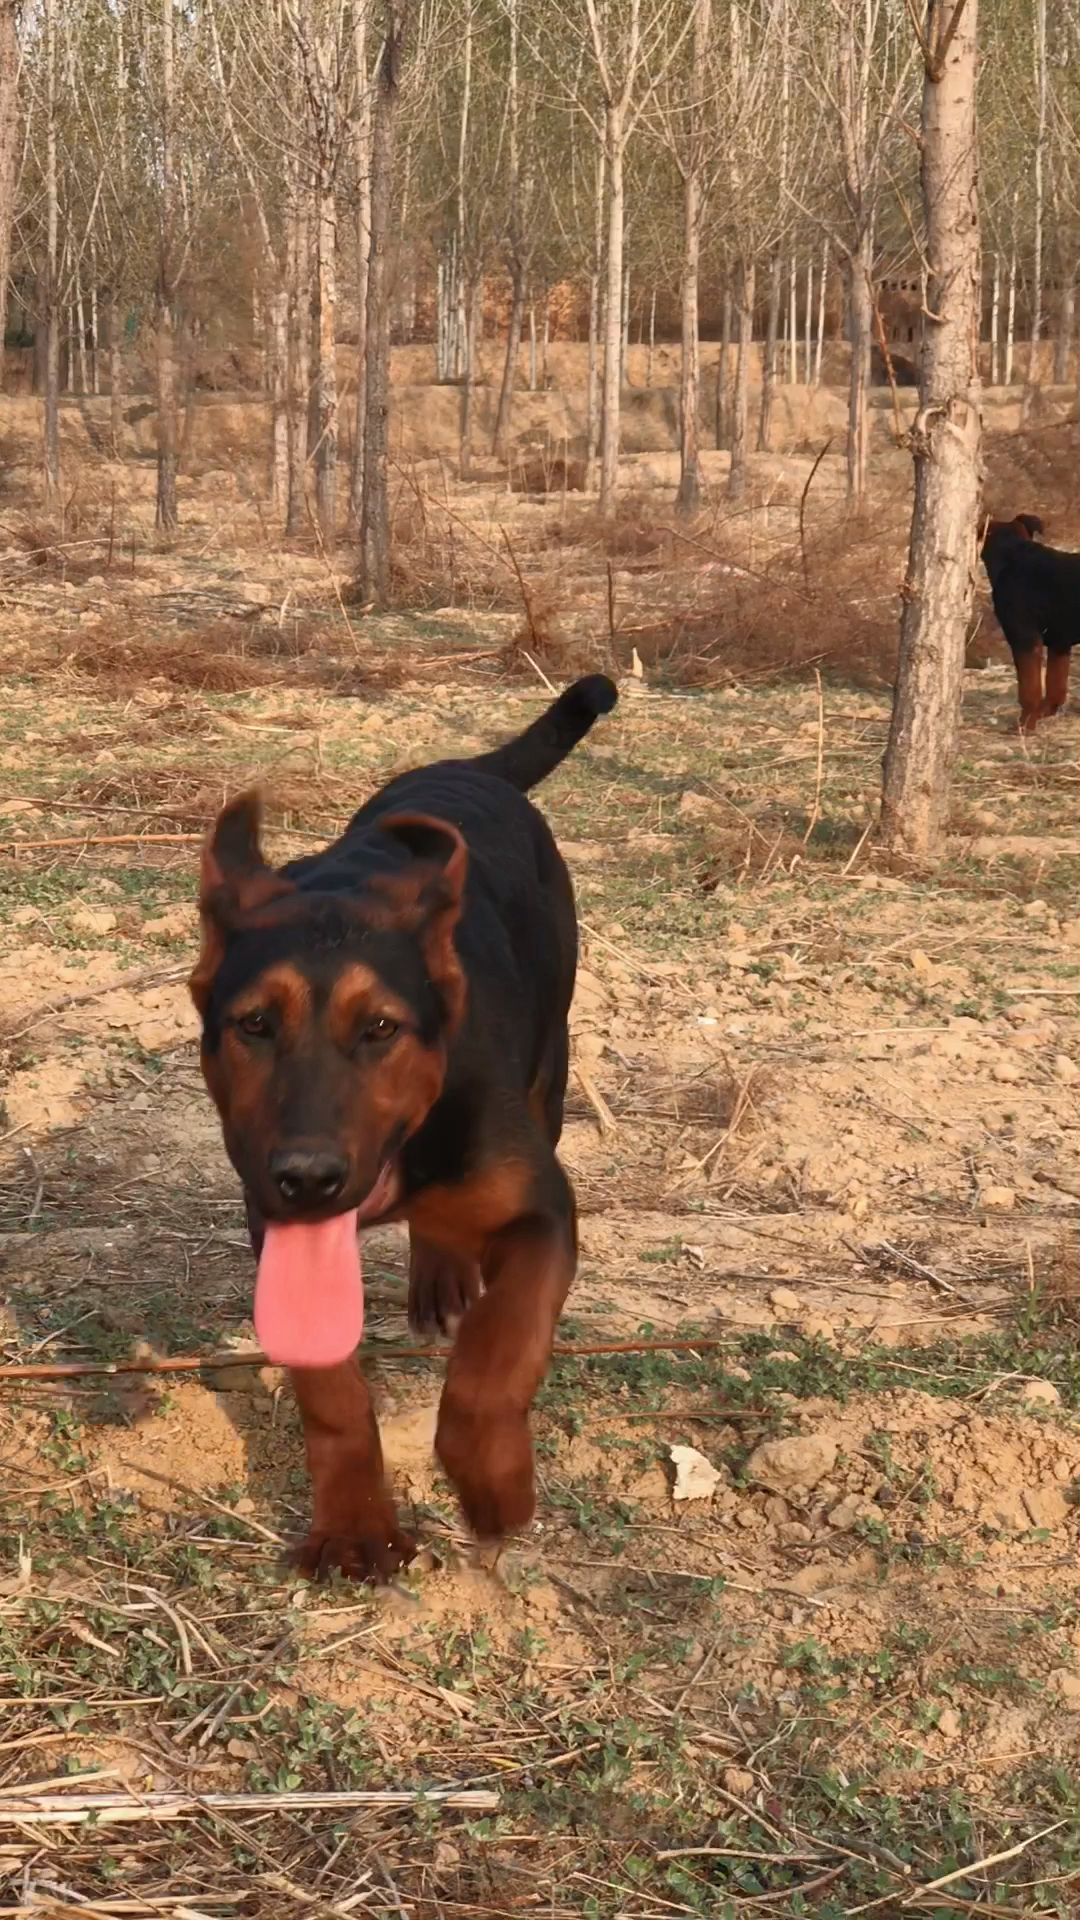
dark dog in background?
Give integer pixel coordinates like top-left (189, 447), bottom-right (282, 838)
top-left (980, 513), bottom-right (1080, 730)
top-left (190, 676), bottom-right (617, 1582)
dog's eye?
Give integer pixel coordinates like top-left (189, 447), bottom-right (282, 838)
top-left (359, 1016), bottom-right (399, 1045)
top-left (238, 1011), bottom-right (272, 1040)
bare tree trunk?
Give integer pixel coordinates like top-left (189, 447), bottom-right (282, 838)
top-left (0, 0), bottom-right (19, 388)
top-left (804, 255), bottom-right (813, 383)
top-left (75, 271), bottom-right (88, 393)
top-left (989, 249), bottom-right (1000, 384)
top-left (677, 0), bottom-right (709, 514)
top-left (728, 257), bottom-right (754, 500)
top-left (1022, 0), bottom-right (1047, 423)
top-left (348, 5), bottom-right (372, 530)
top-left (359, 3), bottom-right (405, 606)
top-left (493, 0), bottom-right (524, 462)
top-left (619, 260), bottom-right (630, 387)
top-left (89, 263), bottom-right (99, 394)
top-left (528, 301), bottom-right (537, 389)
top-left (493, 265), bottom-right (525, 459)
top-left (716, 282), bottom-right (731, 445)
top-left (43, 0), bottom-right (60, 502)
top-left (269, 288), bottom-right (289, 517)
top-left (757, 252), bottom-right (781, 453)
top-left (814, 238), bottom-right (828, 386)
top-left (459, 275), bottom-right (480, 478)
top-left (845, 229), bottom-right (873, 504)
top-left (598, 107), bottom-right (625, 514)
top-left (881, 0), bottom-right (981, 861)
top-left (313, 149), bottom-right (338, 547)
top-left (109, 296), bottom-right (124, 456)
top-left (646, 284), bottom-right (656, 387)
top-left (1054, 272), bottom-right (1074, 386)
top-left (676, 165), bottom-right (702, 512)
top-left (585, 143), bottom-right (605, 492)
top-left (155, 0), bottom-right (178, 535)
top-left (1004, 245), bottom-right (1016, 385)
top-left (286, 170), bottom-right (311, 537)
top-left (788, 256), bottom-right (797, 382)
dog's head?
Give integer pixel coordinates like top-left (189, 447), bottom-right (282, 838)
top-left (981, 511), bottom-right (1044, 551)
top-left (189, 794), bottom-right (467, 1224)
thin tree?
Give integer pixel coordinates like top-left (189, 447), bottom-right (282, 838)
top-left (881, 0), bottom-right (981, 861)
top-left (0, 0), bottom-right (21, 388)
top-left (674, 0), bottom-right (711, 513)
top-left (348, 2), bottom-right (372, 527)
top-left (40, 0), bottom-right (59, 501)
top-left (155, 0), bottom-right (179, 534)
top-left (358, 1), bottom-right (407, 606)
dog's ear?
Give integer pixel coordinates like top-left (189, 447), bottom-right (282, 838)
top-left (189, 793), bottom-right (294, 1014)
top-left (1015, 513), bottom-right (1044, 539)
top-left (375, 813), bottom-right (468, 1034)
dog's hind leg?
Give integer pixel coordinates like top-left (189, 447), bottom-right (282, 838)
top-left (1043, 649), bottom-right (1071, 716)
top-left (435, 1169), bottom-right (576, 1539)
top-left (1014, 644), bottom-right (1045, 732)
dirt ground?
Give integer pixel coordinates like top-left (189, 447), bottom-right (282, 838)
top-left (0, 433), bottom-right (1077, 1919)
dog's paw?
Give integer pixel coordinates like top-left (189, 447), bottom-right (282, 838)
top-left (436, 1404), bottom-right (535, 1539)
top-left (291, 1521), bottom-right (416, 1584)
top-left (407, 1240), bottom-right (483, 1337)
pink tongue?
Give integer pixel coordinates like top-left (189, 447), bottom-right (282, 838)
top-left (255, 1210), bottom-right (363, 1369)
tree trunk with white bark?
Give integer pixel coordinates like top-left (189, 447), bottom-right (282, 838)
top-left (728, 257), bottom-right (754, 500)
top-left (881, 0), bottom-right (982, 860)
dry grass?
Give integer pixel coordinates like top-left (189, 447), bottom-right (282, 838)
top-left (632, 509), bottom-right (910, 690)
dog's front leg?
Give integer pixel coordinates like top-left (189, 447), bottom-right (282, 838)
top-left (435, 1188), bottom-right (575, 1539)
top-left (290, 1359), bottom-right (415, 1582)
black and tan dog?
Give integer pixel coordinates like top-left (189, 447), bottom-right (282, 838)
top-left (190, 675), bottom-right (617, 1581)
top-left (980, 513), bottom-right (1080, 729)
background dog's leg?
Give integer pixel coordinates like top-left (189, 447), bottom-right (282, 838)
top-left (407, 1232), bottom-right (483, 1337)
top-left (1015, 645), bottom-right (1044, 731)
top-left (435, 1194), bottom-right (575, 1539)
top-left (290, 1359), bottom-right (415, 1582)
top-left (1043, 650), bottom-right (1071, 716)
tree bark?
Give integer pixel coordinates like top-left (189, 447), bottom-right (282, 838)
top-left (676, 0), bottom-right (708, 511)
top-left (757, 252), bottom-right (781, 453)
top-left (43, 0), bottom-right (60, 501)
top-left (313, 147), bottom-right (338, 548)
top-left (1004, 246), bottom-right (1016, 385)
top-left (598, 104), bottom-right (625, 515)
top-left (348, 6), bottom-right (372, 529)
top-left (675, 165), bottom-right (702, 512)
top-left (269, 288), bottom-right (289, 517)
top-left (155, 0), bottom-right (178, 535)
top-left (814, 238), bottom-right (827, 386)
top-left (989, 250), bottom-right (1000, 384)
top-left (1022, 0), bottom-right (1047, 423)
top-left (493, 264), bottom-right (525, 459)
top-left (585, 145), bottom-right (604, 492)
top-left (286, 166), bottom-right (312, 538)
top-left (459, 275), bottom-right (480, 479)
top-left (716, 282), bottom-right (731, 445)
top-left (727, 257), bottom-right (755, 500)
top-left (0, 0), bottom-right (19, 389)
top-left (109, 295), bottom-right (124, 457)
top-left (845, 229), bottom-right (873, 504)
top-left (359, 3), bottom-right (405, 607)
top-left (881, 0), bottom-right (981, 861)
top-left (1054, 272), bottom-right (1074, 387)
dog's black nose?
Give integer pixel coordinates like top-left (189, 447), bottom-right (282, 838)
top-left (270, 1149), bottom-right (348, 1207)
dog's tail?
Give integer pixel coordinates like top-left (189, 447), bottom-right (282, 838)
top-left (471, 674), bottom-right (618, 792)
